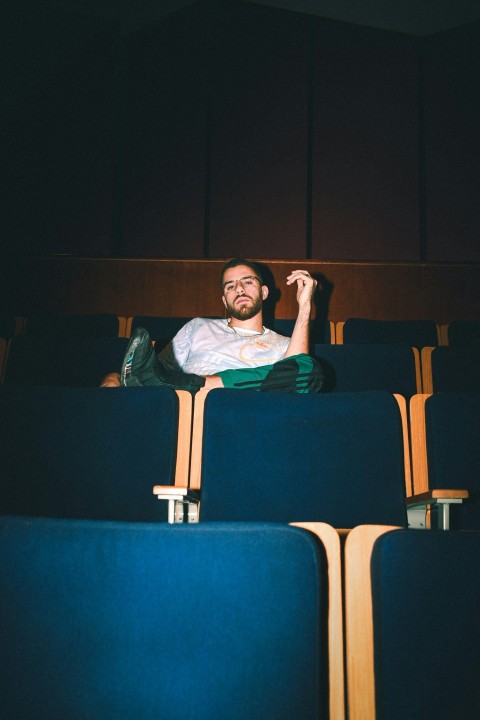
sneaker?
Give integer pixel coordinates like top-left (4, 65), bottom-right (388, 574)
top-left (121, 328), bottom-right (155, 386)
top-left (121, 327), bottom-right (206, 391)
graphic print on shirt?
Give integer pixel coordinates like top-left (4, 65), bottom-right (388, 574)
top-left (158, 318), bottom-right (290, 376)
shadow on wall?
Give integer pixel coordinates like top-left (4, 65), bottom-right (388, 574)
top-left (256, 261), bottom-right (334, 342)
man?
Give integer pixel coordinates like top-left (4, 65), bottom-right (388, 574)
top-left (101, 259), bottom-right (324, 393)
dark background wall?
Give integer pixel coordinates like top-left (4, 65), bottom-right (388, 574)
top-left (425, 21), bottom-right (480, 262)
top-left (2, 5), bottom-right (119, 258)
top-left (2, 0), bottom-right (479, 263)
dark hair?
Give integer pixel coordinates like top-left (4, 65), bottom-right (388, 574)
top-left (220, 258), bottom-right (264, 287)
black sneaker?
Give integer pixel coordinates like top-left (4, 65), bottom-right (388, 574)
top-left (121, 327), bottom-right (206, 391)
top-left (121, 328), bottom-right (155, 386)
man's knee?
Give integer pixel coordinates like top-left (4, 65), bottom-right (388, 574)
top-left (204, 375), bottom-right (224, 392)
top-left (261, 354), bottom-right (324, 393)
top-left (100, 372), bottom-right (121, 387)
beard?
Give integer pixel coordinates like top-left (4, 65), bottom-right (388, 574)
top-left (226, 295), bottom-right (263, 321)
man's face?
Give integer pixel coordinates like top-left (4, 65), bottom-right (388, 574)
top-left (221, 264), bottom-right (268, 321)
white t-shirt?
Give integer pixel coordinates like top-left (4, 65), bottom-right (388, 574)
top-left (158, 318), bottom-right (290, 376)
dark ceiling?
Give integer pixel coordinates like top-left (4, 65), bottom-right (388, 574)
top-left (252, 0), bottom-right (480, 36)
top-left (7, 0), bottom-right (480, 36)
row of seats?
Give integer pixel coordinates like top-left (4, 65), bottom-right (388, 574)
top-left (1, 314), bottom-right (332, 348)
top-left (337, 318), bottom-right (479, 348)
top-left (0, 312), bottom-right (123, 339)
top-left (314, 343), bottom-right (479, 395)
top-left (0, 385), bottom-right (189, 522)
top-left (1, 516), bottom-right (479, 719)
top-left (2, 312), bottom-right (480, 347)
top-left (1, 385), bottom-right (477, 530)
top-left (1, 384), bottom-right (478, 716)
top-left (156, 388), bottom-right (477, 531)
top-left (344, 523), bottom-right (480, 720)
top-left (0, 335), bottom-right (130, 387)
top-left (1, 334), bottom-right (478, 393)
top-left (315, 344), bottom-right (479, 394)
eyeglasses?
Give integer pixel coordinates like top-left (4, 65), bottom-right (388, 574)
top-left (221, 275), bottom-right (261, 293)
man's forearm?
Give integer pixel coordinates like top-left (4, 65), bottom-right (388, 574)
top-left (284, 301), bottom-right (312, 357)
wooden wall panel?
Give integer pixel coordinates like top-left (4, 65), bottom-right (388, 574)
top-left (425, 22), bottom-right (480, 262)
top-left (311, 22), bottom-right (420, 261)
top-left (3, 258), bottom-right (479, 325)
top-left (117, 9), bottom-right (208, 257)
top-left (3, 4), bottom-right (480, 266)
top-left (2, 9), bottom-right (117, 258)
top-left (208, 4), bottom-right (309, 259)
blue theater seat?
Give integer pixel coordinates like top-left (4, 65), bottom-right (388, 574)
top-left (339, 318), bottom-right (439, 348)
top-left (0, 314), bottom-right (17, 339)
top-left (0, 338), bottom-right (7, 382)
top-left (447, 320), bottom-right (480, 349)
top-left (23, 312), bottom-right (120, 338)
top-left (0, 385), bottom-right (191, 522)
top-left (410, 393), bottom-right (480, 530)
top-left (0, 517), bottom-right (331, 720)
top-left (421, 346), bottom-right (480, 393)
top-left (164, 389), bottom-right (410, 528)
top-left (314, 343), bottom-right (421, 396)
top-left (345, 525), bottom-right (480, 720)
top-left (3, 335), bottom-right (129, 387)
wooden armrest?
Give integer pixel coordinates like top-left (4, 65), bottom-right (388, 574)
top-left (406, 490), bottom-right (469, 530)
top-left (406, 489), bottom-right (469, 508)
top-left (153, 485), bottom-right (188, 497)
top-left (153, 485), bottom-right (200, 501)
top-left (152, 485), bottom-right (200, 523)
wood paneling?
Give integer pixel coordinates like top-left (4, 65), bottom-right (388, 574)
top-left (311, 22), bottom-right (420, 261)
top-left (2, 10), bottom-right (117, 257)
top-left (3, 258), bottom-right (479, 325)
top-left (208, 4), bottom-right (309, 258)
top-left (117, 9), bottom-right (208, 257)
top-left (2, 4), bottom-right (480, 264)
top-left (425, 22), bottom-right (480, 262)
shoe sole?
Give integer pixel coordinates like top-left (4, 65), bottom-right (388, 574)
top-left (120, 332), bottom-right (146, 386)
